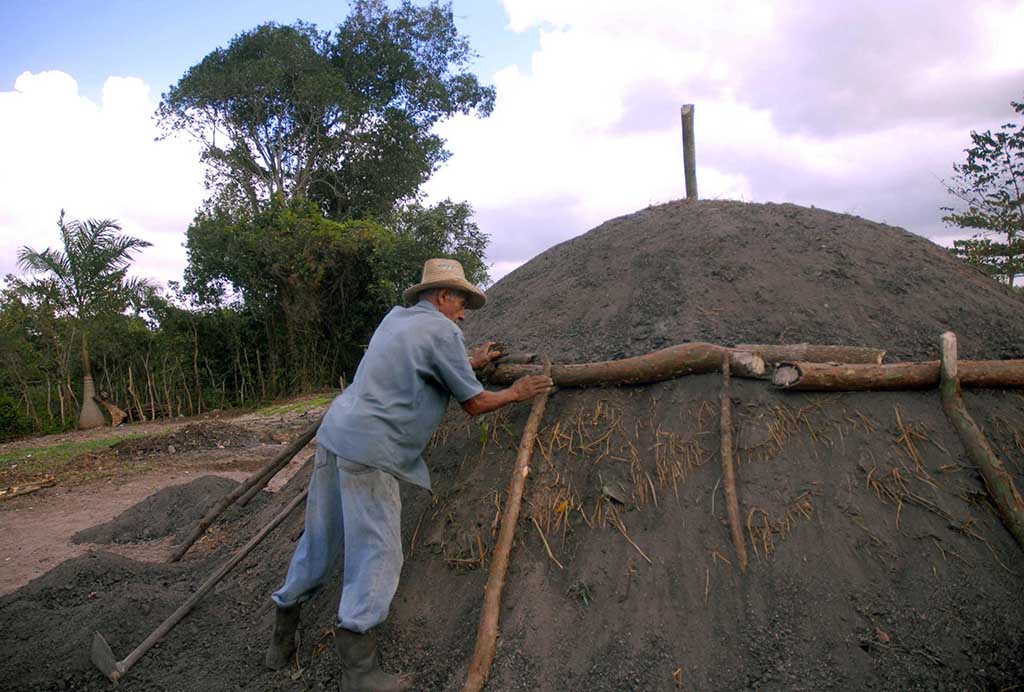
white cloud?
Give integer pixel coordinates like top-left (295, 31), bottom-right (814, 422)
top-left (0, 70), bottom-right (204, 286)
top-left (424, 0), bottom-right (1024, 280)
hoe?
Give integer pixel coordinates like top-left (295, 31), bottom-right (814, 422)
top-left (91, 488), bottom-right (308, 683)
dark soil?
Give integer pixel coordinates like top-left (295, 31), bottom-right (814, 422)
top-left (71, 475), bottom-right (239, 545)
top-left (108, 422), bottom-right (259, 459)
top-left (2, 200), bottom-right (1023, 691)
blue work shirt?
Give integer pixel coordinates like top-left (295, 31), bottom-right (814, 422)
top-left (316, 300), bottom-right (485, 490)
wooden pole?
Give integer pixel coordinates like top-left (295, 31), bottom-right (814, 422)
top-left (720, 354), bottom-right (748, 571)
top-left (488, 343), bottom-right (764, 388)
top-left (735, 343), bottom-right (885, 365)
top-left (168, 414), bottom-right (323, 562)
top-left (463, 361), bottom-right (552, 692)
top-left (681, 104), bottom-right (698, 200)
top-left (939, 332), bottom-right (1024, 551)
top-left (773, 359), bottom-right (1024, 391)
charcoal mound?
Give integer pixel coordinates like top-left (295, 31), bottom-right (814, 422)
top-left (111, 422), bottom-right (258, 458)
top-left (3, 200), bottom-right (1023, 692)
top-left (72, 475), bottom-right (239, 545)
top-left (464, 199), bottom-right (1024, 362)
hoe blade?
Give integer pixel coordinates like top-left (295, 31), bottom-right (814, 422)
top-left (91, 631), bottom-right (123, 682)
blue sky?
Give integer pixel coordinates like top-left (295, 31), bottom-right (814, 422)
top-left (0, 0), bottom-right (537, 102)
top-left (2, 1), bottom-right (1023, 285)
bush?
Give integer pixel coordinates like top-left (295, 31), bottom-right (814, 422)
top-left (0, 394), bottom-right (32, 442)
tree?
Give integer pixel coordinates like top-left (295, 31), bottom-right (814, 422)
top-left (157, 0), bottom-right (495, 220)
top-left (943, 97), bottom-right (1024, 285)
top-left (18, 212), bottom-right (152, 429)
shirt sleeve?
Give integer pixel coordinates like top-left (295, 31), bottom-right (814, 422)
top-left (432, 327), bottom-right (486, 403)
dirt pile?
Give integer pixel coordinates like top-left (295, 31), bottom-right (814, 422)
top-left (2, 200), bottom-right (1023, 691)
top-left (71, 475), bottom-right (239, 545)
top-left (109, 422), bottom-right (258, 459)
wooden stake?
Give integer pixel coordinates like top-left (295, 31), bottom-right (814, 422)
top-left (463, 360), bottom-right (552, 692)
top-left (938, 332), bottom-right (1024, 552)
top-left (720, 353), bottom-right (749, 571)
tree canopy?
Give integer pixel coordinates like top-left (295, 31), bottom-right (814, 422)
top-left (943, 96), bottom-right (1024, 285)
top-left (157, 0), bottom-right (495, 220)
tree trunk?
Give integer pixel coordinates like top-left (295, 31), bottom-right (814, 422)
top-left (488, 343), bottom-right (764, 388)
top-left (939, 332), bottom-right (1024, 551)
top-left (128, 365), bottom-right (146, 422)
top-left (773, 359), bottom-right (1024, 390)
top-left (78, 331), bottom-right (105, 429)
top-left (734, 343), bottom-right (885, 365)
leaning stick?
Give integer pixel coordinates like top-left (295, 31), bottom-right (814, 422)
top-left (168, 414), bottom-right (323, 562)
top-left (237, 451), bottom-right (315, 506)
top-left (463, 361), bottom-right (552, 692)
top-left (92, 488), bottom-right (309, 683)
top-left (734, 343), bottom-right (885, 365)
top-left (939, 332), bottom-right (1024, 551)
top-left (488, 343), bottom-right (764, 387)
top-left (719, 354), bottom-right (748, 571)
top-left (774, 359), bottom-right (1024, 391)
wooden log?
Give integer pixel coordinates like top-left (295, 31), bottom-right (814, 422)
top-left (463, 361), bottom-right (552, 692)
top-left (939, 332), bottom-right (1024, 552)
top-left (773, 359), bottom-right (1024, 391)
top-left (488, 343), bottom-right (764, 387)
top-left (0, 475), bottom-right (57, 501)
top-left (720, 354), bottom-right (748, 571)
top-left (734, 343), bottom-right (885, 365)
top-left (168, 414), bottom-right (323, 562)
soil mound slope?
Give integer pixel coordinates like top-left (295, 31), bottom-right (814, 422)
top-left (2, 200), bottom-right (1023, 691)
top-left (464, 199), bottom-right (1024, 362)
top-left (72, 475), bottom-right (239, 545)
top-left (110, 422), bottom-right (258, 459)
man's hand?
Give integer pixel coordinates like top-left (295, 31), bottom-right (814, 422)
top-left (470, 341), bottom-right (504, 370)
top-left (510, 375), bottom-right (554, 402)
top-left (462, 374), bottom-right (555, 416)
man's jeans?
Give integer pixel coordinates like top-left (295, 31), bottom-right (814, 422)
top-left (271, 444), bottom-right (403, 633)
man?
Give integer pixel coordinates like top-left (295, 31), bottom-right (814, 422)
top-left (265, 258), bottom-right (552, 691)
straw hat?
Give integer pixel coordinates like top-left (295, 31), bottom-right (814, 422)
top-left (403, 258), bottom-right (487, 309)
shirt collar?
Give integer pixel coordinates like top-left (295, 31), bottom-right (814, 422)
top-left (416, 299), bottom-right (440, 313)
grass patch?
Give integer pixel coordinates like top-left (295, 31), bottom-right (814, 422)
top-left (0, 434), bottom-right (143, 486)
top-left (255, 392), bottom-right (335, 416)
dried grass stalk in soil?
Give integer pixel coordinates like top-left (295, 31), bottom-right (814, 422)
top-left (488, 342), bottom-right (765, 387)
top-left (774, 359), bottom-right (1024, 390)
top-left (168, 414), bottom-right (322, 562)
top-left (463, 361), bottom-right (552, 692)
top-left (939, 332), bottom-right (1024, 552)
top-left (720, 353), bottom-right (748, 571)
top-left (734, 343), bottom-right (885, 364)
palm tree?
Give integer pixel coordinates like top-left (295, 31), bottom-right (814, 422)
top-left (18, 211), bottom-right (153, 429)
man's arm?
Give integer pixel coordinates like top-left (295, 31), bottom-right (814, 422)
top-left (461, 375), bottom-right (553, 416)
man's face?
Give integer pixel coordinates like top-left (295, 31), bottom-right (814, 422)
top-left (437, 289), bottom-right (468, 323)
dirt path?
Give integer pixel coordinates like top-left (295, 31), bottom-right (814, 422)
top-left (0, 467), bottom-right (252, 595)
top-left (0, 397), bottom-right (329, 596)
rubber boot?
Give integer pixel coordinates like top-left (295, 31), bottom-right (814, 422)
top-left (265, 604), bottom-right (301, 670)
top-left (335, 627), bottom-right (411, 692)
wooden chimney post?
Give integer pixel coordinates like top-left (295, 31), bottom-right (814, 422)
top-left (681, 104), bottom-right (698, 199)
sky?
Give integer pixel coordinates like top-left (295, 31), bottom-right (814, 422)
top-left (1, 0), bottom-right (1022, 286)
